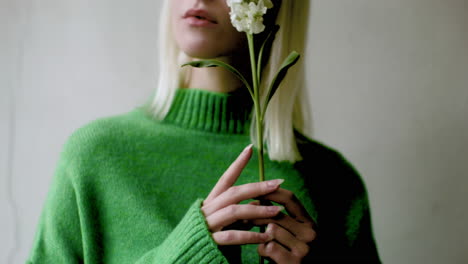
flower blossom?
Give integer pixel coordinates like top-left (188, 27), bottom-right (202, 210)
top-left (226, 0), bottom-right (274, 34)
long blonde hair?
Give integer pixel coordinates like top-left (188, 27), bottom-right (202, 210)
top-left (150, 0), bottom-right (310, 163)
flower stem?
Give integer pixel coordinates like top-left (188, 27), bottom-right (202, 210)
top-left (247, 33), bottom-right (265, 183)
top-left (247, 32), bottom-right (266, 264)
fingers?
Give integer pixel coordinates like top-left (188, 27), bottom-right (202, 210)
top-left (205, 144), bottom-right (253, 202)
top-left (213, 230), bottom-right (272, 246)
top-left (251, 213), bottom-right (317, 243)
top-left (261, 188), bottom-right (313, 223)
top-left (206, 204), bottom-right (283, 232)
top-left (258, 241), bottom-right (294, 264)
top-left (258, 224), bottom-right (311, 264)
top-left (202, 179), bottom-right (284, 216)
top-left (266, 223), bottom-right (310, 257)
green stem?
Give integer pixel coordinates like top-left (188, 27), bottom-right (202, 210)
top-left (248, 33), bottom-right (266, 264)
top-left (247, 34), bottom-right (265, 183)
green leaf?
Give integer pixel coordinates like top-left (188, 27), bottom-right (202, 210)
top-left (261, 51), bottom-right (301, 120)
top-left (182, 60), bottom-right (254, 99)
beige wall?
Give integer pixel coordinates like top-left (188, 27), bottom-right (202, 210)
top-left (2, 0), bottom-right (467, 263)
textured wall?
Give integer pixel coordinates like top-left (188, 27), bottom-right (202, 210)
top-left (2, 0), bottom-right (467, 263)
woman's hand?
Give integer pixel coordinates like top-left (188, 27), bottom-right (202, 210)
top-left (202, 145), bottom-right (284, 246)
top-left (253, 189), bottom-right (318, 264)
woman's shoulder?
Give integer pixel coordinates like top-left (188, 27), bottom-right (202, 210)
top-left (293, 130), bottom-right (368, 194)
top-left (60, 107), bottom-right (153, 158)
top-left (294, 130), bottom-right (347, 163)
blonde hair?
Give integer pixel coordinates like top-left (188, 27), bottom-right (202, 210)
top-left (151, 0), bottom-right (310, 163)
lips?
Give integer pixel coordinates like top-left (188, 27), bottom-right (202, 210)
top-left (183, 9), bottom-right (218, 26)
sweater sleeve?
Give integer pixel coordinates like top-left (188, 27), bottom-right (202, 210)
top-left (295, 136), bottom-right (382, 263)
top-left (134, 199), bottom-right (228, 264)
top-left (27, 162), bottom-right (228, 264)
top-left (306, 194), bottom-right (382, 263)
top-left (347, 199), bottom-right (382, 263)
top-left (27, 119), bottom-right (231, 264)
top-left (27, 167), bottom-right (228, 264)
top-left (27, 163), bottom-right (84, 264)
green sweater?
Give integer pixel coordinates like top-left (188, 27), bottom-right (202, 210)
top-left (28, 88), bottom-right (381, 263)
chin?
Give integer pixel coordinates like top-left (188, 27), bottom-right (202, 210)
top-left (182, 46), bottom-right (230, 60)
top-left (181, 42), bottom-right (247, 60)
top-left (186, 53), bottom-right (223, 60)
top-left (175, 30), bottom-right (246, 59)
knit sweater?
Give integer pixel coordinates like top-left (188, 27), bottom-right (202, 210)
top-left (28, 88), bottom-right (381, 263)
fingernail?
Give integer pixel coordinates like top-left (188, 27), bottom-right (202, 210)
top-left (244, 144), bottom-right (253, 152)
top-left (266, 179), bottom-right (284, 188)
top-left (262, 232), bottom-right (273, 241)
top-left (267, 223), bottom-right (273, 230)
top-left (267, 206), bottom-right (284, 213)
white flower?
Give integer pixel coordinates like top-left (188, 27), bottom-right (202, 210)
top-left (226, 0), bottom-right (274, 34)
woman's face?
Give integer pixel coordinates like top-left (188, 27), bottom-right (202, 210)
top-left (170, 0), bottom-right (247, 59)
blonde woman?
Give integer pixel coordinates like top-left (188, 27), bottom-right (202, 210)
top-left (28, 0), bottom-right (381, 263)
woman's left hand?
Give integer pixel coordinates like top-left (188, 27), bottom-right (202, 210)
top-left (252, 188), bottom-right (317, 264)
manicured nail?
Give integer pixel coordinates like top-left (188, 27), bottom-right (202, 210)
top-left (266, 179), bottom-right (284, 188)
top-left (262, 232), bottom-right (274, 241)
top-left (267, 206), bottom-right (284, 213)
top-left (243, 144), bottom-right (253, 153)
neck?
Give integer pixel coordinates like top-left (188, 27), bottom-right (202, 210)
top-left (185, 56), bottom-right (249, 93)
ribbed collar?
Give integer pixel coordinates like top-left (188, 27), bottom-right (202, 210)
top-left (163, 88), bottom-right (253, 134)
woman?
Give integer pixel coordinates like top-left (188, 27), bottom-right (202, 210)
top-left (27, 0), bottom-right (381, 263)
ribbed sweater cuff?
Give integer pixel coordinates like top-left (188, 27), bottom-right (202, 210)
top-left (136, 199), bottom-right (228, 264)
